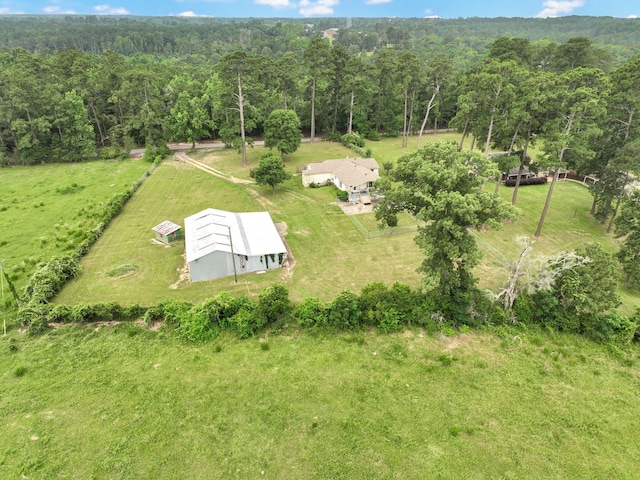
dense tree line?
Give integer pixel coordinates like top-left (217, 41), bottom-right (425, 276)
top-left (2, 32), bottom-right (636, 167)
top-left (1, 15), bottom-right (638, 64)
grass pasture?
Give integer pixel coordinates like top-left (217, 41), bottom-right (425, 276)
top-left (2, 136), bottom-right (640, 479)
top-left (2, 326), bottom-right (640, 478)
top-left (0, 159), bottom-right (150, 291)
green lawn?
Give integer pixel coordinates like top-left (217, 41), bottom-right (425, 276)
top-left (3, 137), bottom-right (640, 479)
top-left (48, 138), bottom-right (639, 315)
top-left (2, 326), bottom-right (640, 479)
top-left (56, 155), bottom-right (422, 305)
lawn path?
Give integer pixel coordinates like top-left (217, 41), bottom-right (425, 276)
top-left (175, 152), bottom-right (253, 185)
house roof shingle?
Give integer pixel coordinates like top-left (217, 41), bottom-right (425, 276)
top-left (304, 157), bottom-right (379, 189)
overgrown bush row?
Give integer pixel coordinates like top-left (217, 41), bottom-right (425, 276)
top-left (504, 176), bottom-right (548, 187)
top-left (341, 133), bottom-right (373, 158)
top-left (18, 302), bottom-right (147, 336)
top-left (20, 282), bottom-right (639, 345)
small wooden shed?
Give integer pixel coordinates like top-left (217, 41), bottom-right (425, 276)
top-left (152, 220), bottom-right (182, 244)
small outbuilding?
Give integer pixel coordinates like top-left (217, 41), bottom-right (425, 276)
top-left (152, 220), bottom-right (182, 244)
top-left (184, 208), bottom-right (287, 282)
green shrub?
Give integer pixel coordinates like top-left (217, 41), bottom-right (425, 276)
top-left (179, 304), bottom-right (216, 342)
top-left (161, 300), bottom-right (194, 326)
top-left (47, 304), bottom-right (73, 323)
top-left (14, 366), bottom-right (27, 377)
top-left (256, 284), bottom-right (292, 325)
top-left (341, 133), bottom-right (365, 148)
top-left (23, 255), bottom-right (80, 304)
top-left (378, 308), bottom-right (401, 333)
top-left (584, 312), bottom-right (637, 345)
top-left (327, 291), bottom-right (362, 329)
top-left (359, 282), bottom-right (390, 326)
top-left (99, 146), bottom-right (128, 160)
top-left (322, 132), bottom-right (342, 142)
top-left (385, 214), bottom-right (398, 227)
top-left (365, 130), bottom-right (381, 141)
top-left (512, 294), bottom-right (536, 323)
top-left (294, 297), bottom-right (328, 328)
top-left (228, 304), bottom-right (264, 339)
top-left (336, 190), bottom-right (349, 202)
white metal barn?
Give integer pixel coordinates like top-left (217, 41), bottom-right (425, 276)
top-left (184, 208), bottom-right (287, 282)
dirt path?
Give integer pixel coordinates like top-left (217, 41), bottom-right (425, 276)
top-left (175, 152), bottom-right (253, 185)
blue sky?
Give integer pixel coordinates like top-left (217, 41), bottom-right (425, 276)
top-left (0, 0), bottom-right (638, 18)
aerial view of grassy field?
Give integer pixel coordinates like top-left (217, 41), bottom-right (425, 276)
top-left (3, 323), bottom-right (640, 479)
top-left (2, 134), bottom-right (640, 479)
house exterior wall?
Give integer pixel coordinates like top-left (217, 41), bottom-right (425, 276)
top-left (302, 172), bottom-right (333, 187)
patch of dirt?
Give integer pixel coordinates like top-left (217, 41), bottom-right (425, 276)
top-left (170, 254), bottom-right (190, 289)
top-left (338, 201), bottom-right (374, 215)
top-left (439, 333), bottom-right (473, 351)
top-left (276, 222), bottom-right (296, 278)
top-left (47, 319), bottom-right (164, 331)
top-left (151, 238), bottom-right (172, 247)
top-left (249, 187), bottom-right (276, 209)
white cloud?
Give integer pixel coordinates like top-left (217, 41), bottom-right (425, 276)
top-left (535, 0), bottom-right (585, 18)
top-left (424, 8), bottom-right (439, 18)
top-left (255, 0), bottom-right (294, 6)
top-left (299, 0), bottom-right (339, 17)
top-left (43, 6), bottom-right (77, 14)
top-left (628, 14), bottom-right (638, 18)
top-left (171, 11), bottom-right (213, 17)
top-left (93, 5), bottom-right (130, 15)
top-left (365, 0), bottom-right (392, 4)
top-left (0, 7), bottom-right (25, 14)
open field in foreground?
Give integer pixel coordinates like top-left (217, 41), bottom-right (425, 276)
top-left (2, 326), bottom-right (640, 479)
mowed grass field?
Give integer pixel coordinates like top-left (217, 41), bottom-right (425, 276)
top-left (55, 134), bottom-right (637, 314)
top-left (3, 325), bottom-right (640, 479)
top-left (56, 143), bottom-right (424, 305)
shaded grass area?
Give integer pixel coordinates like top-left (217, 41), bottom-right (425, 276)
top-left (0, 159), bottom-right (150, 292)
top-left (473, 181), bottom-right (635, 309)
top-left (2, 327), bottom-right (640, 478)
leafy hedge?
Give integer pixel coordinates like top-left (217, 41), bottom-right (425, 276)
top-left (504, 176), bottom-right (548, 187)
top-left (341, 133), bottom-right (373, 158)
top-left (18, 302), bottom-right (147, 335)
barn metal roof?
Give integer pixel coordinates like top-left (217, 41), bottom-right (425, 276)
top-left (152, 220), bottom-right (181, 236)
top-left (184, 208), bottom-right (287, 263)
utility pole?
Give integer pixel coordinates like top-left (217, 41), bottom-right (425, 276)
top-left (1, 260), bottom-right (5, 336)
top-left (227, 226), bottom-right (238, 284)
